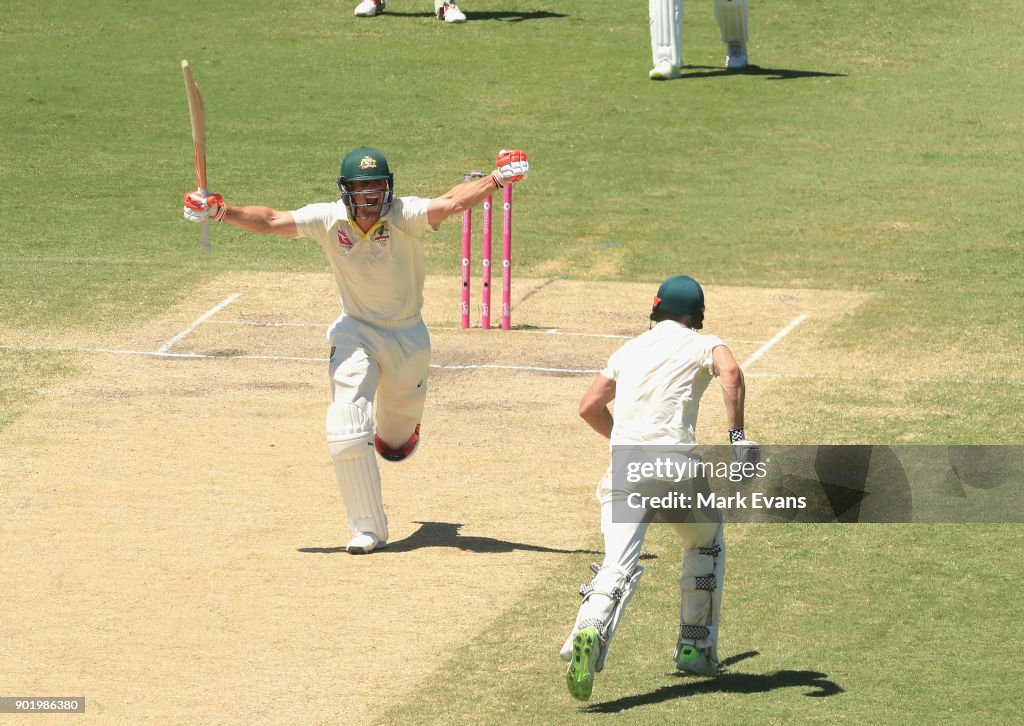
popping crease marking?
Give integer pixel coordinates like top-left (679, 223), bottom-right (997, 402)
top-left (3, 343), bottom-right (1022, 384)
top-left (210, 321), bottom-right (765, 344)
top-left (0, 315), bottom-right (806, 378)
top-left (741, 314), bottom-right (807, 370)
top-left (155, 293), bottom-right (241, 354)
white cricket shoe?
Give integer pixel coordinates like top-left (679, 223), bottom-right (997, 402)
top-left (354, 0), bottom-right (385, 17)
top-left (435, 0), bottom-right (467, 22)
top-left (346, 532), bottom-right (387, 554)
top-left (649, 58), bottom-right (681, 80)
top-left (726, 41), bottom-right (748, 70)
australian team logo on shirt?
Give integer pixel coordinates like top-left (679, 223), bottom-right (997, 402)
top-left (372, 225), bottom-right (391, 248)
top-left (337, 227), bottom-right (354, 254)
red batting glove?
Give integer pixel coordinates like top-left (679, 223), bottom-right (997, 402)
top-left (183, 191), bottom-right (226, 222)
top-left (491, 149), bottom-right (529, 188)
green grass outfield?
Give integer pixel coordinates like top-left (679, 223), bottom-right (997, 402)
top-left (2, 0), bottom-right (1022, 722)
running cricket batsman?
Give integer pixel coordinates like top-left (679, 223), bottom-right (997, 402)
top-left (182, 147), bottom-right (529, 554)
top-left (560, 274), bottom-right (758, 700)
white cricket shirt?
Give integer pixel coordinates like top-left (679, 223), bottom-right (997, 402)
top-left (602, 320), bottom-right (724, 445)
top-left (291, 197), bottom-right (437, 328)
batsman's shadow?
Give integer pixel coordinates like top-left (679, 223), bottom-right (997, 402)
top-left (681, 64), bottom-right (847, 80)
top-left (582, 651), bottom-right (844, 713)
top-left (299, 521), bottom-right (622, 556)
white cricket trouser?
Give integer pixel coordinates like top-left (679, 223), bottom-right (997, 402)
top-left (325, 315), bottom-right (430, 539)
top-left (328, 314), bottom-right (430, 448)
top-left (566, 469), bottom-right (723, 665)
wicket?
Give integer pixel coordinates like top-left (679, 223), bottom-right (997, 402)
top-left (461, 172), bottom-right (512, 329)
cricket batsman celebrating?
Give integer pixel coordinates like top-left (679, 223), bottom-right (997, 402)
top-left (560, 274), bottom-right (758, 700)
top-left (183, 147), bottom-right (529, 554)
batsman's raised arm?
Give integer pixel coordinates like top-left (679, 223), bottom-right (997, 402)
top-left (426, 149), bottom-right (529, 226)
top-left (184, 191), bottom-right (297, 237)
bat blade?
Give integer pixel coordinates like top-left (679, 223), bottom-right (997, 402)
top-left (181, 59), bottom-right (211, 251)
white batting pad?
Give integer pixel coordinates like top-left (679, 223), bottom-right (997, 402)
top-left (713, 0), bottom-right (749, 44)
top-left (650, 0), bottom-right (682, 67)
top-left (327, 401), bottom-right (388, 541)
top-left (678, 525), bottom-right (725, 661)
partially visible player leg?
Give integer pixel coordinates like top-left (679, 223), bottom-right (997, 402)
top-left (373, 320), bottom-right (431, 463)
top-left (561, 478), bottom-right (649, 701)
top-left (327, 337), bottom-right (389, 554)
top-left (649, 0), bottom-right (683, 80)
top-left (562, 558), bottom-right (645, 664)
top-left (713, 0), bottom-right (750, 69)
top-left (671, 515), bottom-right (725, 673)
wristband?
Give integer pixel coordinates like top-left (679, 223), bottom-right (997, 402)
top-left (729, 427), bottom-right (746, 443)
top-left (205, 193), bottom-right (227, 222)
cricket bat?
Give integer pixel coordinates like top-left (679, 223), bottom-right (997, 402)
top-left (181, 59), bottom-right (211, 252)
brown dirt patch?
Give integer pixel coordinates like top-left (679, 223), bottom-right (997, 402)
top-left (0, 273), bottom-right (867, 723)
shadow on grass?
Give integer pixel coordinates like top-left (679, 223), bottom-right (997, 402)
top-left (299, 520), bottom-right (631, 555)
top-left (582, 651), bottom-right (844, 713)
top-left (383, 10), bottom-right (568, 21)
top-left (681, 64), bottom-right (847, 80)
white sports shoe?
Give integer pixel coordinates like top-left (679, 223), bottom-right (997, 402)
top-left (726, 41), bottom-right (748, 70)
top-left (354, 0), bottom-right (385, 17)
top-left (435, 0), bottom-right (467, 22)
top-left (346, 532), bottom-right (387, 554)
top-left (649, 58), bottom-right (681, 80)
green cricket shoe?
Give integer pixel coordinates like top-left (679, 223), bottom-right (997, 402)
top-left (675, 643), bottom-right (719, 675)
top-left (566, 626), bottom-right (602, 701)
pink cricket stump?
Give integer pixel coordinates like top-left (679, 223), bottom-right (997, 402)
top-left (481, 194), bottom-right (493, 329)
top-left (460, 205), bottom-right (472, 329)
top-left (501, 185), bottom-right (513, 330)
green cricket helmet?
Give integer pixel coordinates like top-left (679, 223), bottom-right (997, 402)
top-left (651, 275), bottom-right (706, 327)
top-left (337, 146), bottom-right (394, 218)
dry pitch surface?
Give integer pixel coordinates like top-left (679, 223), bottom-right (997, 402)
top-left (0, 274), bottom-right (867, 723)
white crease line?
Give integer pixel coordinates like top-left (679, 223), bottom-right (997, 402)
top-left (210, 321), bottom-right (764, 344)
top-left (209, 320), bottom-right (634, 340)
top-left (208, 320), bottom-right (324, 328)
top-left (430, 363), bottom-right (600, 374)
top-left (156, 293), bottom-right (241, 354)
top-left (96, 350), bottom-right (598, 374)
top-left (741, 314), bottom-right (807, 370)
top-left (102, 348), bottom-right (324, 363)
top-left (431, 326), bottom-right (633, 340)
top-left (3, 343), bottom-right (1024, 385)
top-left (0, 344), bottom-right (596, 373)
